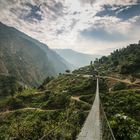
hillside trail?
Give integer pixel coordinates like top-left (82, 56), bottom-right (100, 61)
top-left (0, 107), bottom-right (59, 116)
top-left (81, 74), bottom-right (140, 86)
top-left (71, 96), bottom-right (80, 101)
top-left (100, 76), bottom-right (140, 87)
top-left (71, 96), bottom-right (92, 106)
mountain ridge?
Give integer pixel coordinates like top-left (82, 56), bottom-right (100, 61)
top-left (0, 22), bottom-right (69, 86)
top-left (54, 48), bottom-right (101, 68)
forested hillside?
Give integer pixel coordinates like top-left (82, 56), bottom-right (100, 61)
top-left (98, 42), bottom-right (140, 76)
top-left (73, 42), bottom-right (140, 79)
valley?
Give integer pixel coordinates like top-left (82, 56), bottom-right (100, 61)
top-left (0, 22), bottom-right (69, 87)
top-left (0, 0), bottom-right (140, 139)
top-left (0, 23), bottom-right (140, 140)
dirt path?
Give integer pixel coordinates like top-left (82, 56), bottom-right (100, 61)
top-left (100, 76), bottom-right (140, 87)
top-left (71, 96), bottom-right (80, 101)
top-left (71, 96), bottom-right (92, 106)
top-left (80, 74), bottom-right (140, 86)
top-left (0, 107), bottom-right (59, 116)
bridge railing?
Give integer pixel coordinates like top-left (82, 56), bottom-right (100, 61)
top-left (77, 78), bottom-right (116, 140)
top-left (100, 102), bottom-right (116, 140)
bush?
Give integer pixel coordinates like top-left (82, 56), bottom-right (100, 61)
top-left (7, 97), bottom-right (24, 110)
top-left (8, 119), bottom-right (44, 140)
top-left (38, 76), bottom-right (54, 90)
top-left (0, 75), bottom-right (17, 97)
top-left (79, 94), bottom-right (94, 104)
top-left (42, 93), bottom-right (70, 109)
top-left (110, 114), bottom-right (140, 140)
top-left (112, 82), bottom-right (127, 91)
top-left (74, 101), bottom-right (91, 110)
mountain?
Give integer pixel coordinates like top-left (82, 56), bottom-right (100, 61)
top-left (0, 22), bottom-right (68, 86)
top-left (54, 49), bottom-right (101, 68)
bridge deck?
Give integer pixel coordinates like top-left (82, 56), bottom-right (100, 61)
top-left (77, 78), bottom-right (116, 140)
top-left (77, 78), bottom-right (102, 140)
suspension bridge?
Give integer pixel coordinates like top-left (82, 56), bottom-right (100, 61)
top-left (39, 77), bottom-right (116, 140)
top-left (77, 77), bottom-right (116, 140)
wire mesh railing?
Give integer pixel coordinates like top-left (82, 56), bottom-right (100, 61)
top-left (76, 78), bottom-right (116, 140)
top-left (39, 78), bottom-right (116, 140)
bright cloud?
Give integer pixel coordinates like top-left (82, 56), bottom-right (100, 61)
top-left (0, 0), bottom-right (140, 55)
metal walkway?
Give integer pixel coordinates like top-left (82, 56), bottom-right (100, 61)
top-left (77, 78), bottom-right (116, 140)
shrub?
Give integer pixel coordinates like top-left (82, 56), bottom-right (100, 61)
top-left (42, 93), bottom-right (70, 109)
top-left (112, 82), bottom-right (127, 91)
top-left (110, 114), bottom-right (140, 140)
top-left (7, 97), bottom-right (24, 110)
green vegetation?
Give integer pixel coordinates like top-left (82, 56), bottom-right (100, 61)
top-left (97, 42), bottom-right (140, 78)
top-left (45, 74), bottom-right (96, 95)
top-left (101, 89), bottom-right (140, 140)
top-left (71, 42), bottom-right (140, 139)
top-left (79, 94), bottom-right (95, 104)
top-left (73, 42), bottom-right (140, 80)
top-left (38, 76), bottom-right (54, 90)
top-left (0, 72), bottom-right (140, 139)
top-left (0, 107), bottom-right (84, 140)
top-left (73, 66), bottom-right (92, 75)
top-left (0, 74), bottom-right (94, 139)
top-left (112, 82), bottom-right (127, 91)
top-left (0, 75), bottom-right (15, 97)
top-left (0, 41), bottom-right (140, 139)
top-left (0, 75), bottom-right (23, 97)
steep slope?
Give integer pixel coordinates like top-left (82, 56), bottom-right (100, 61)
top-left (0, 22), bottom-right (68, 86)
top-left (54, 49), bottom-right (101, 68)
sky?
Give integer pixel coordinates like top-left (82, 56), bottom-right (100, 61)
top-left (0, 0), bottom-right (140, 55)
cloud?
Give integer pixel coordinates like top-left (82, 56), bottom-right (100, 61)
top-left (80, 27), bottom-right (129, 41)
top-left (79, 0), bottom-right (96, 5)
top-left (96, 3), bottom-right (140, 20)
top-left (0, 0), bottom-right (140, 55)
top-left (18, 3), bottom-right (43, 22)
top-left (42, 0), bottom-right (65, 20)
top-left (69, 19), bottom-right (79, 30)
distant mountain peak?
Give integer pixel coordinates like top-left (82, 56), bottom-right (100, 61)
top-left (54, 49), bottom-right (101, 68)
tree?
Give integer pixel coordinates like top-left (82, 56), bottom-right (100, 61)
top-left (0, 75), bottom-right (17, 97)
top-left (7, 98), bottom-right (24, 110)
top-left (112, 82), bottom-right (127, 91)
top-left (65, 70), bottom-right (70, 73)
top-left (90, 61), bottom-right (93, 65)
top-left (9, 76), bottom-right (17, 97)
top-left (38, 76), bottom-right (54, 90)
